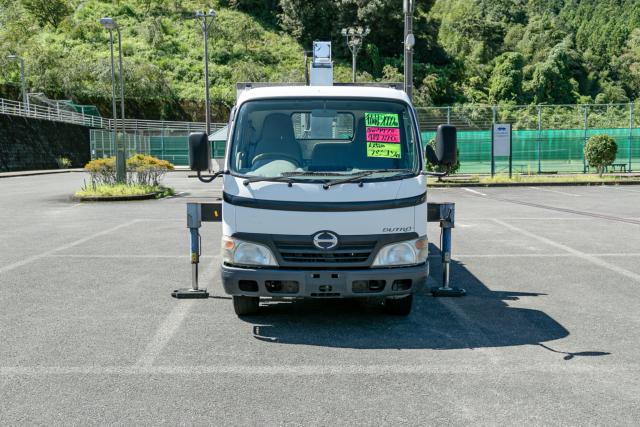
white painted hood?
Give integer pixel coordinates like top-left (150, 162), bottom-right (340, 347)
top-left (222, 175), bottom-right (427, 236)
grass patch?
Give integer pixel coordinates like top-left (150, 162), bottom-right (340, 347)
top-left (428, 174), bottom-right (640, 185)
top-left (75, 184), bottom-right (174, 198)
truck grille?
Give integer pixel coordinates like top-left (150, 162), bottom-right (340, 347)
top-left (275, 241), bottom-right (375, 264)
top-left (230, 231), bottom-right (418, 269)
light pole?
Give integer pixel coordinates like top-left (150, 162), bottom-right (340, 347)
top-left (403, 0), bottom-right (416, 99)
top-left (100, 17), bottom-right (126, 183)
top-left (341, 26), bottom-right (370, 83)
top-left (7, 54), bottom-right (28, 111)
top-left (189, 9), bottom-right (216, 135)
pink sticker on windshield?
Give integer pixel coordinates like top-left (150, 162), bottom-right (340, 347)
top-left (366, 127), bottom-right (400, 143)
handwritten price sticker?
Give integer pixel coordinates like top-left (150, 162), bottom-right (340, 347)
top-left (365, 112), bottom-right (399, 128)
top-left (366, 142), bottom-right (401, 159)
top-left (366, 127), bottom-right (400, 143)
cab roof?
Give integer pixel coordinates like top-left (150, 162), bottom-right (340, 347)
top-left (236, 85), bottom-right (411, 106)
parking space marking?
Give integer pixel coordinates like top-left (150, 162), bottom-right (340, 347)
top-left (603, 186), bottom-right (640, 194)
top-left (0, 219), bottom-right (141, 275)
top-left (528, 186), bottom-right (582, 197)
top-left (0, 364), bottom-right (634, 376)
top-left (494, 219), bottom-right (640, 283)
top-left (462, 188), bottom-right (487, 196)
top-left (134, 262), bottom-right (219, 368)
top-left (452, 253), bottom-right (640, 258)
top-left (47, 254), bottom-right (216, 259)
top-left (135, 300), bottom-right (196, 368)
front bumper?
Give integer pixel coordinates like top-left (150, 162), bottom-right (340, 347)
top-left (221, 262), bottom-right (429, 298)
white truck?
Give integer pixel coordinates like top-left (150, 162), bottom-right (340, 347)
top-left (185, 42), bottom-right (457, 316)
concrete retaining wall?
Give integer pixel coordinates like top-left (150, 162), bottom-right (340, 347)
top-left (0, 113), bottom-right (90, 172)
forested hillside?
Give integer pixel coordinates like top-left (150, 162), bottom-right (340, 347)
top-left (1, 0), bottom-right (639, 120)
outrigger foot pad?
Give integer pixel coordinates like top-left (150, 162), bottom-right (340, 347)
top-left (430, 287), bottom-right (466, 297)
top-left (171, 288), bottom-right (209, 299)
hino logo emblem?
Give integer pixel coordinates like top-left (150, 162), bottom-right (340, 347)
top-left (312, 231), bottom-right (338, 250)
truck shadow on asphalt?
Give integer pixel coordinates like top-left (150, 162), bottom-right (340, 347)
top-left (244, 244), bottom-right (574, 351)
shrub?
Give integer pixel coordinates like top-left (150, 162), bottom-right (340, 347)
top-left (84, 157), bottom-right (116, 186)
top-left (83, 155), bottom-right (174, 187)
top-left (584, 134), bottom-right (617, 176)
top-left (425, 138), bottom-right (460, 175)
top-left (126, 154), bottom-right (175, 186)
top-left (56, 156), bottom-right (72, 169)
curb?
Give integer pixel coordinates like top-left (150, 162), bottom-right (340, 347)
top-left (428, 180), bottom-right (640, 188)
top-left (73, 192), bottom-right (160, 202)
top-left (0, 169), bottom-right (84, 179)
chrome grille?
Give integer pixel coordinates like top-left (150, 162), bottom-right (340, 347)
top-left (274, 240), bottom-right (376, 265)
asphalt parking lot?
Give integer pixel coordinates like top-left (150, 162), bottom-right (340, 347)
top-left (1, 172), bottom-right (639, 425)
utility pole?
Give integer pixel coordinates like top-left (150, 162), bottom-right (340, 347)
top-left (341, 27), bottom-right (370, 83)
top-left (190, 10), bottom-right (216, 135)
top-left (100, 17), bottom-right (126, 183)
top-left (7, 55), bottom-right (28, 111)
top-left (403, 0), bottom-right (415, 99)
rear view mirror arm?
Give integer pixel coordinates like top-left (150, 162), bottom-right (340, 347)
top-left (197, 170), bottom-right (228, 183)
top-left (421, 170), bottom-right (449, 177)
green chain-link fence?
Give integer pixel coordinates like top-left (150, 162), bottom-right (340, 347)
top-left (89, 103), bottom-right (640, 173)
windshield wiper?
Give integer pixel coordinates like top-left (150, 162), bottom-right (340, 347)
top-left (322, 169), bottom-right (414, 189)
top-left (242, 175), bottom-right (296, 187)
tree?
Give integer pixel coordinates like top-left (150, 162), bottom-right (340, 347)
top-left (20, 0), bottom-right (71, 29)
top-left (525, 39), bottom-right (580, 104)
top-left (489, 52), bottom-right (524, 102)
top-left (426, 138), bottom-right (460, 175)
top-left (584, 134), bottom-right (617, 176)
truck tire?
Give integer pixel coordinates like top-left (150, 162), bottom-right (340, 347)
top-left (233, 295), bottom-right (260, 316)
top-left (384, 294), bottom-right (413, 316)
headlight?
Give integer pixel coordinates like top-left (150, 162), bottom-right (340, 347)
top-left (222, 236), bottom-right (278, 267)
top-left (372, 236), bottom-right (428, 267)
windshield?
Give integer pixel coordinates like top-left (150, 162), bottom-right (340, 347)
top-left (229, 98), bottom-right (421, 181)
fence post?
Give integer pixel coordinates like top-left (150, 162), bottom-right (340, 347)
top-left (492, 105), bottom-right (497, 124)
top-left (629, 102), bottom-right (634, 172)
top-left (582, 105), bottom-right (588, 174)
top-left (161, 121), bottom-right (165, 160)
top-left (537, 105), bottom-right (542, 174)
top-left (446, 106), bottom-right (451, 125)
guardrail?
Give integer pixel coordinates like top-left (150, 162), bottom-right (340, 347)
top-left (0, 97), bottom-right (225, 133)
top-left (0, 97), bottom-right (108, 128)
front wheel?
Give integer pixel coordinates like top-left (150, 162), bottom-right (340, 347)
top-left (233, 295), bottom-right (260, 316)
top-left (383, 294), bottom-right (413, 316)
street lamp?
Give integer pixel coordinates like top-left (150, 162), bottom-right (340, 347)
top-left (99, 17), bottom-right (126, 183)
top-left (403, 0), bottom-right (416, 99)
top-left (7, 54), bottom-right (28, 111)
top-left (189, 9), bottom-right (216, 135)
top-left (341, 26), bottom-right (370, 83)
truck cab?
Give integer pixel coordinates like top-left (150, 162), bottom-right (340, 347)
top-left (188, 45), bottom-right (456, 316)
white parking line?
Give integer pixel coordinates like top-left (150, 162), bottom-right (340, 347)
top-left (134, 260), bottom-right (219, 368)
top-left (493, 219), bottom-right (640, 283)
top-left (462, 188), bottom-right (486, 196)
top-left (47, 254), bottom-right (216, 259)
top-left (451, 253), bottom-right (640, 258)
top-left (528, 186), bottom-right (582, 197)
top-left (0, 363), bottom-right (634, 376)
top-left (0, 219), bottom-right (141, 275)
top-left (134, 300), bottom-right (196, 368)
top-left (604, 186), bottom-right (640, 194)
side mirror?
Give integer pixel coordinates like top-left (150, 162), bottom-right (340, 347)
top-left (434, 124), bottom-right (457, 166)
top-left (188, 132), bottom-right (211, 171)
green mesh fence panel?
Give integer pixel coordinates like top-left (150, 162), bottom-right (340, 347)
top-left (90, 127), bottom-right (639, 172)
top-left (421, 127), bottom-right (639, 174)
top-left (59, 100), bottom-right (101, 117)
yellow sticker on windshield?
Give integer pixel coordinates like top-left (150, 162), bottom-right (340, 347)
top-left (365, 112), bottom-right (399, 128)
top-left (366, 142), bottom-right (401, 159)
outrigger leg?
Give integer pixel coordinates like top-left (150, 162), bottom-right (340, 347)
top-left (428, 202), bottom-right (466, 297)
top-left (172, 203), bottom-right (210, 298)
